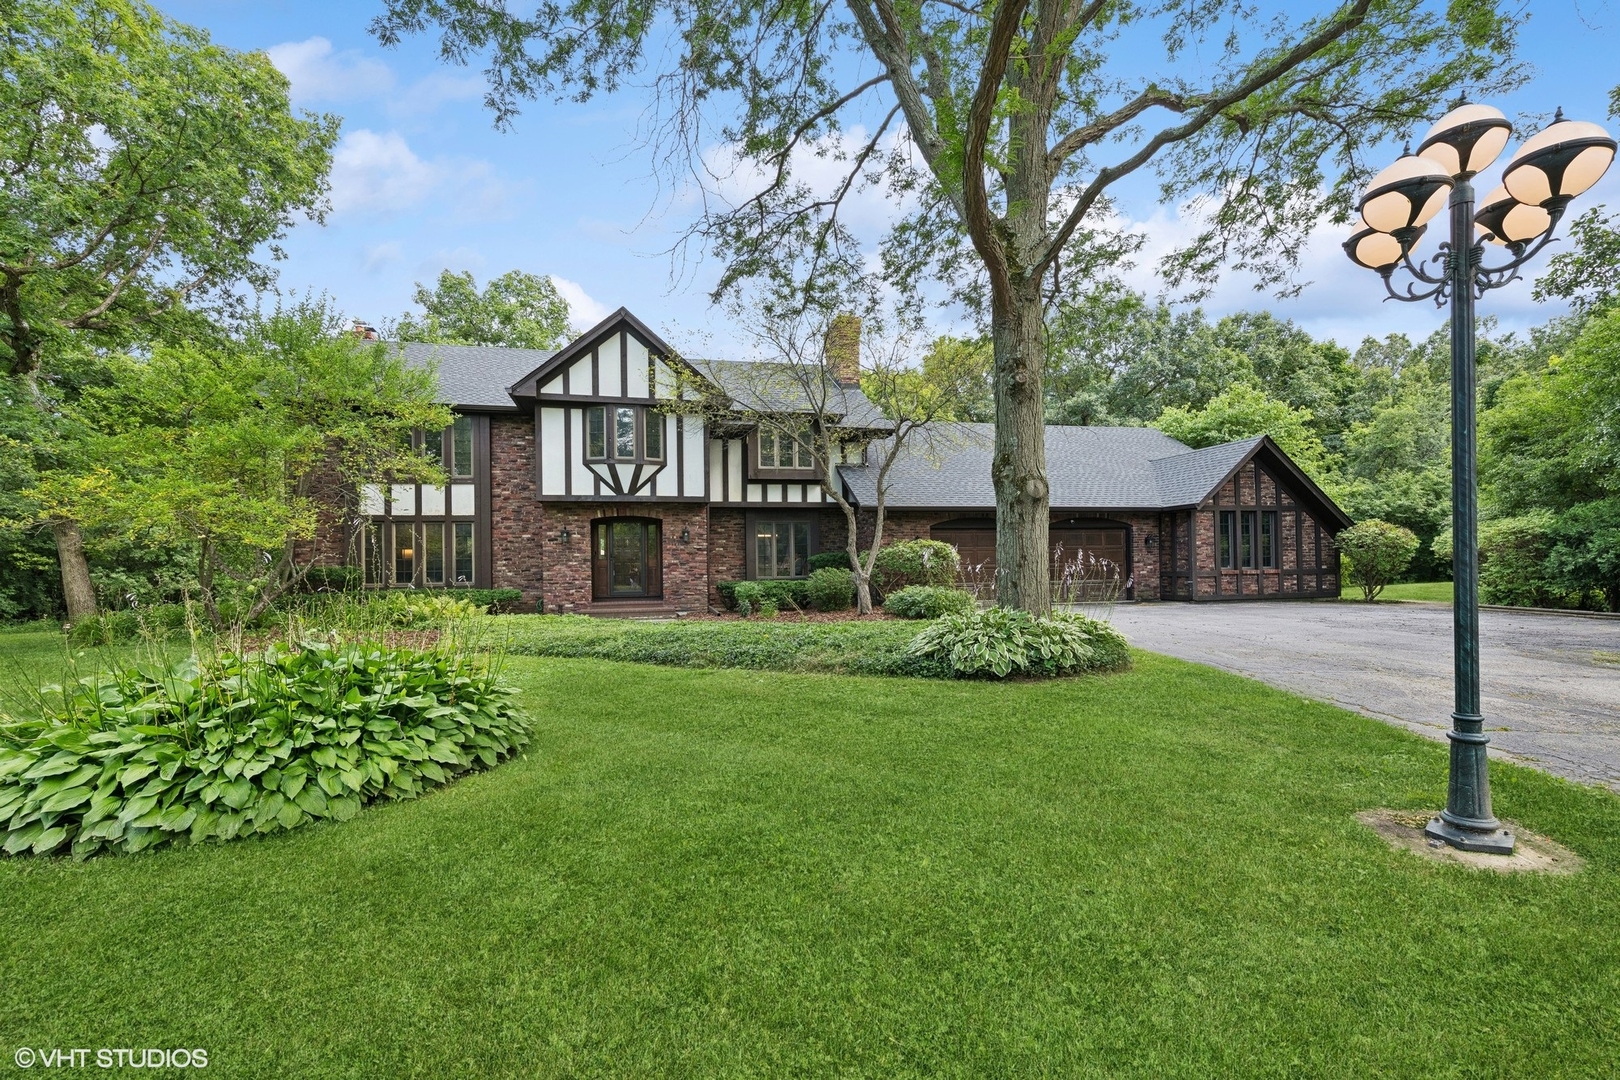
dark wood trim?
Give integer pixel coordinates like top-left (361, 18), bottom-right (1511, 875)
top-left (533, 408), bottom-right (544, 497)
top-left (744, 430), bottom-right (823, 482)
top-left (720, 438), bottom-right (731, 502)
top-left (473, 414), bottom-right (493, 589)
top-left (676, 415), bottom-right (685, 497)
top-left (562, 359), bottom-right (570, 396)
top-left (591, 345), bottom-right (600, 396)
top-left (563, 407), bottom-right (572, 497)
top-left (620, 330), bottom-right (629, 399)
top-left (742, 509), bottom-right (827, 580)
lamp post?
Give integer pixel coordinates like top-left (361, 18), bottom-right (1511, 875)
top-left (1344, 103), bottom-right (1616, 855)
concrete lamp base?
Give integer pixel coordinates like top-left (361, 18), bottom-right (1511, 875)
top-left (1425, 815), bottom-right (1516, 855)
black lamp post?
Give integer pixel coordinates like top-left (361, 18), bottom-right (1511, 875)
top-left (1344, 103), bottom-right (1616, 855)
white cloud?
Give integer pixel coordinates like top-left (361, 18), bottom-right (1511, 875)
top-left (328, 130), bottom-right (443, 215)
top-left (550, 277), bottom-right (612, 331)
top-left (362, 241), bottom-right (405, 274)
top-left (266, 37), bottom-right (394, 103)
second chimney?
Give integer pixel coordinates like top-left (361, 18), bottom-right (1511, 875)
top-left (824, 313), bottom-right (861, 386)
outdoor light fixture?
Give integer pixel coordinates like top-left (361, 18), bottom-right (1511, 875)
top-left (1343, 102), bottom-right (1615, 856)
top-left (559, 526), bottom-right (571, 544)
top-left (1357, 153), bottom-right (1453, 238)
top-left (680, 527), bottom-right (691, 544)
top-left (1473, 185), bottom-right (1550, 246)
top-left (1501, 109), bottom-right (1617, 210)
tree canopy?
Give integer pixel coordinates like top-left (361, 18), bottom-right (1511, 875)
top-left (395, 269), bottom-right (572, 350)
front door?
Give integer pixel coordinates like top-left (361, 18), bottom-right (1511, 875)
top-left (592, 518), bottom-right (663, 599)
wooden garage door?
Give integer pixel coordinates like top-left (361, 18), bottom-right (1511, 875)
top-left (930, 522), bottom-right (1127, 601)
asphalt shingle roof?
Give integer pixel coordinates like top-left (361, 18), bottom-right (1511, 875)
top-left (839, 424), bottom-right (1262, 510)
top-left (697, 359), bottom-right (892, 429)
top-left (399, 341), bottom-right (556, 409)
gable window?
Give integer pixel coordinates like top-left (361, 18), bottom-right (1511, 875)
top-left (759, 428), bottom-right (814, 470)
top-left (1221, 510), bottom-right (1277, 570)
top-left (585, 405), bottom-right (663, 462)
top-left (755, 521), bottom-right (811, 579)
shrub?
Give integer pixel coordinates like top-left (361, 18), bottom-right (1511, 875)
top-left (0, 641), bottom-right (529, 859)
top-left (731, 581), bottom-right (766, 616)
top-left (805, 567), bottom-right (855, 611)
top-left (1479, 512), bottom-right (1568, 608)
top-left (455, 588), bottom-right (524, 613)
top-left (717, 580), bottom-right (810, 612)
top-left (807, 550), bottom-right (853, 572)
top-left (1546, 499), bottom-right (1620, 611)
top-left (1336, 519), bottom-right (1421, 601)
top-left (873, 539), bottom-right (960, 591)
top-left (68, 602), bottom-right (194, 645)
top-left (757, 598), bottom-right (779, 619)
top-left (301, 567), bottom-right (361, 593)
top-left (883, 585), bottom-right (977, 619)
top-left (907, 608), bottom-right (1129, 679)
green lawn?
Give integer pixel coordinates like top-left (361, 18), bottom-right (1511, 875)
top-left (1340, 580), bottom-right (1455, 603)
top-left (3, 629), bottom-right (1620, 1076)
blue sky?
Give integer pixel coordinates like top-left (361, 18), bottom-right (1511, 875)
top-left (167, 1), bottom-right (1620, 354)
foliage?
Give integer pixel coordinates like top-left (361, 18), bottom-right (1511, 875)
top-left (302, 567), bottom-right (362, 593)
top-left (717, 580), bottom-right (810, 614)
top-left (1336, 520), bottom-right (1420, 602)
top-left (504, 615), bottom-right (944, 677)
top-left (1545, 499), bottom-right (1620, 612)
top-left (804, 568), bottom-right (854, 612)
top-left (29, 298), bottom-right (450, 629)
top-left (1533, 206), bottom-right (1620, 316)
top-left (872, 539), bottom-right (960, 592)
top-left (0, 640), bottom-right (528, 858)
top-left (882, 585), bottom-right (977, 620)
top-left (806, 550), bottom-right (853, 573)
top-left (1154, 385), bottom-right (1332, 481)
top-left (395, 269), bottom-right (571, 350)
top-left (907, 608), bottom-right (1129, 679)
top-left (1478, 512), bottom-right (1566, 609)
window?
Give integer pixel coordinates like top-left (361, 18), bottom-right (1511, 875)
top-left (454, 522), bottom-right (474, 584)
top-left (425, 523), bottom-right (446, 585)
top-left (755, 521), bottom-right (811, 579)
top-left (1240, 511), bottom-right (1255, 569)
top-left (394, 523), bottom-right (415, 584)
top-left (759, 428), bottom-right (813, 470)
top-left (1261, 511), bottom-right (1278, 569)
top-left (1219, 511), bottom-right (1236, 569)
top-left (585, 405), bottom-right (660, 461)
top-left (450, 415), bottom-right (473, 478)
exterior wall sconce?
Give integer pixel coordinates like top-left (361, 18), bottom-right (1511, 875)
top-left (1143, 535), bottom-right (1156, 551)
top-left (559, 526), bottom-right (571, 544)
top-left (680, 527), bottom-right (691, 544)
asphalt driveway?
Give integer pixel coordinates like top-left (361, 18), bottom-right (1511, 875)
top-left (1107, 600), bottom-right (1620, 790)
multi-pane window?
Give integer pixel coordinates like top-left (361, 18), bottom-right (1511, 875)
top-left (585, 405), bottom-right (663, 462)
top-left (360, 416), bottom-right (477, 587)
top-left (759, 428), bottom-right (814, 470)
top-left (755, 521), bottom-right (810, 579)
top-left (1220, 510), bottom-right (1279, 570)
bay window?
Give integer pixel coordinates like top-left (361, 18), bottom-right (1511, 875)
top-left (586, 405), bottom-right (663, 462)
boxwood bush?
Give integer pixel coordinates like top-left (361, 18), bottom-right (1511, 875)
top-left (807, 550), bottom-right (853, 572)
top-left (907, 608), bottom-right (1130, 678)
top-left (805, 568), bottom-right (855, 611)
top-left (873, 539), bottom-right (961, 591)
top-left (0, 640), bottom-right (529, 859)
top-left (883, 585), bottom-right (977, 619)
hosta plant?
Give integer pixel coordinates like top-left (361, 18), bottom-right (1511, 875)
top-left (0, 640), bottom-right (529, 859)
top-left (907, 607), bottom-right (1129, 679)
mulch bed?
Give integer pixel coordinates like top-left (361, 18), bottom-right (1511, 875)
top-left (684, 610), bottom-right (901, 623)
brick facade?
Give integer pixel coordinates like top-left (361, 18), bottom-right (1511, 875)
top-left (489, 415), bottom-right (546, 609)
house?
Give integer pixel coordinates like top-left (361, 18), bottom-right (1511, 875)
top-left (311, 307), bottom-right (1347, 612)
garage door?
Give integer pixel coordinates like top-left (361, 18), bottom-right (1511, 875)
top-left (930, 521), bottom-right (1127, 601)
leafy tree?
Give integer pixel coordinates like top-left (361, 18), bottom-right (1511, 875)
top-left (1336, 519), bottom-right (1419, 601)
top-left (375, 0), bottom-right (1522, 612)
top-left (1152, 385), bottom-right (1333, 482)
top-left (0, 0), bottom-right (338, 620)
top-left (1545, 499), bottom-right (1620, 612)
top-left (29, 299), bottom-right (449, 630)
top-left (1209, 312), bottom-right (1357, 449)
top-left (1478, 512), bottom-right (1565, 609)
top-left (910, 336), bottom-right (993, 422)
top-left (1532, 207), bottom-right (1620, 316)
top-left (395, 269), bottom-right (571, 350)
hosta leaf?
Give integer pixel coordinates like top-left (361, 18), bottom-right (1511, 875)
top-left (31, 826), bottom-right (70, 855)
top-left (219, 778), bottom-right (254, 810)
top-left (276, 801), bottom-right (305, 830)
top-left (21, 752), bottom-right (84, 781)
top-left (293, 785), bottom-right (328, 817)
top-left (281, 771), bottom-right (307, 799)
top-left (327, 795), bottom-right (360, 822)
top-left (3, 822), bottom-right (43, 854)
top-left (339, 769), bottom-right (365, 792)
top-left (316, 768), bottom-right (346, 797)
top-left (115, 793), bottom-right (159, 824)
top-left (39, 785), bottom-right (94, 813)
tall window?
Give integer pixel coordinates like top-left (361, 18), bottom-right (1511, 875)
top-left (1260, 511), bottom-right (1278, 569)
top-left (1220, 511), bottom-right (1237, 569)
top-left (755, 521), bottom-right (810, 579)
top-left (585, 405), bottom-right (662, 462)
top-left (360, 417), bottom-right (477, 587)
top-left (759, 428), bottom-right (813, 470)
top-left (1220, 510), bottom-right (1277, 570)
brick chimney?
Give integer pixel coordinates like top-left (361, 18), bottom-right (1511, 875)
top-left (350, 318), bottom-right (379, 341)
top-left (823, 313), bottom-right (861, 386)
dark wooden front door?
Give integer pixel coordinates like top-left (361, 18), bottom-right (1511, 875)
top-left (592, 518), bottom-right (662, 599)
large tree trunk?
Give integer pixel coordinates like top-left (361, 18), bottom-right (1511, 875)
top-left (52, 520), bottom-right (98, 623)
top-left (990, 278), bottom-right (1051, 613)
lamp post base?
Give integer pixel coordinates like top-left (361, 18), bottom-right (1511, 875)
top-left (1425, 814), bottom-right (1516, 854)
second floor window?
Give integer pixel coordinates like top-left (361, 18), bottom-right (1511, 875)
top-left (759, 428), bottom-right (814, 470)
top-left (422, 415), bottom-right (474, 477)
top-left (586, 405), bottom-right (663, 462)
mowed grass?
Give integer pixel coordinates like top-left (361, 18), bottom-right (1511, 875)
top-left (1340, 581), bottom-right (1456, 603)
top-left (2, 631), bottom-right (1620, 1077)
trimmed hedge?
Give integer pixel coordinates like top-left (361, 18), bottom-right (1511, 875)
top-left (805, 568), bottom-right (855, 611)
top-left (873, 539), bottom-right (960, 591)
top-left (883, 585), bottom-right (977, 619)
top-left (0, 641), bottom-right (529, 859)
top-left (807, 550), bottom-right (854, 572)
top-left (717, 580), bottom-right (812, 611)
top-left (505, 616), bottom-right (948, 677)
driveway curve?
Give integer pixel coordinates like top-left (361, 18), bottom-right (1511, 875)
top-left (1107, 601), bottom-right (1620, 791)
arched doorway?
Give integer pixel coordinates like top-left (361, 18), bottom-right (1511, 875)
top-left (591, 517), bottom-right (663, 599)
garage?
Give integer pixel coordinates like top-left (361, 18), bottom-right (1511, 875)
top-left (930, 517), bottom-right (1129, 600)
